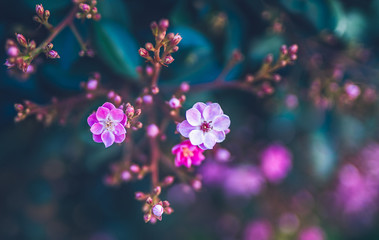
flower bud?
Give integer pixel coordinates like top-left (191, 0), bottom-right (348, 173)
top-left (7, 46), bottom-right (19, 57)
top-left (46, 43), bottom-right (53, 51)
top-left (135, 192), bottom-right (146, 200)
top-left (159, 19), bottom-right (169, 30)
top-left (29, 40), bottom-right (36, 50)
top-left (280, 45), bottom-right (288, 55)
top-left (166, 33), bottom-right (175, 41)
top-left (168, 97), bottom-right (181, 109)
top-left (134, 109), bottom-right (142, 117)
top-left (264, 54), bottom-right (273, 64)
top-left (146, 197), bottom-right (153, 205)
top-left (36, 4), bottom-right (44, 18)
top-left (135, 121), bottom-right (143, 129)
top-left (108, 91), bottom-right (115, 99)
top-left (151, 85), bottom-right (159, 94)
top-left (147, 124), bottom-right (159, 138)
top-left (86, 79), bottom-right (98, 90)
top-left (138, 48), bottom-right (149, 58)
top-left (171, 34), bottom-right (182, 46)
top-left (145, 42), bottom-right (153, 51)
top-left (180, 82), bottom-right (190, 92)
top-left (126, 105), bottom-right (135, 117)
top-left (289, 44), bottom-right (298, 54)
top-left (164, 207), bottom-right (174, 215)
top-left (121, 171), bottom-right (131, 181)
top-left (79, 3), bottom-right (91, 12)
top-left (171, 46), bottom-right (179, 52)
top-left (47, 50), bottom-right (60, 59)
top-left (162, 200), bottom-right (170, 208)
top-left (163, 55), bottom-right (174, 64)
top-left (191, 179), bottom-right (202, 191)
top-left (246, 74), bottom-right (254, 83)
top-left (290, 54), bottom-right (297, 61)
top-left (163, 176), bottom-right (174, 186)
top-left (145, 66), bottom-right (153, 76)
top-left (93, 13), bottom-right (101, 21)
top-left (150, 21), bottom-right (158, 36)
top-left (143, 95), bottom-right (153, 105)
top-left (152, 204), bottom-right (164, 217)
top-left (144, 213), bottom-right (152, 223)
top-left (44, 10), bottom-right (50, 21)
top-left (153, 186), bottom-right (161, 195)
top-left (273, 74), bottom-right (281, 82)
top-left (114, 95), bottom-right (122, 105)
top-left (16, 34), bottom-right (27, 48)
top-left (130, 164), bottom-right (140, 173)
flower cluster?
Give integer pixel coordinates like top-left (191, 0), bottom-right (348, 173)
top-left (73, 0), bottom-right (101, 21)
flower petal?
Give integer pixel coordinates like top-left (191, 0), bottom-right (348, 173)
top-left (101, 131), bottom-right (115, 148)
top-left (87, 112), bottom-right (97, 127)
top-left (115, 133), bottom-right (126, 143)
top-left (110, 109), bottom-right (125, 122)
top-left (203, 103), bottom-right (222, 122)
top-left (213, 114), bottom-right (231, 131)
top-left (186, 108), bottom-right (202, 126)
top-left (203, 132), bottom-right (216, 149)
top-left (114, 123), bottom-right (126, 135)
top-left (211, 130), bottom-right (226, 143)
top-left (90, 122), bottom-right (104, 135)
top-left (177, 120), bottom-right (197, 138)
top-left (93, 134), bottom-right (102, 143)
top-left (198, 143), bottom-right (208, 150)
top-left (193, 102), bottom-right (207, 114)
top-left (102, 102), bottom-right (116, 110)
top-left (120, 115), bottom-right (127, 126)
top-left (96, 106), bottom-right (110, 121)
top-left (189, 130), bottom-right (204, 146)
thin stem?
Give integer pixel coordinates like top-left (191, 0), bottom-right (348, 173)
top-left (69, 23), bottom-right (87, 51)
top-left (149, 136), bottom-right (160, 186)
top-left (29, 6), bottom-right (78, 59)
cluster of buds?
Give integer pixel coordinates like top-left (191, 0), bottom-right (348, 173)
top-left (107, 91), bottom-right (122, 106)
top-left (165, 83), bottom-right (190, 117)
top-left (14, 100), bottom-right (56, 125)
top-left (138, 19), bottom-right (182, 66)
top-left (44, 43), bottom-right (60, 59)
top-left (33, 4), bottom-right (51, 26)
top-left (5, 35), bottom-right (37, 73)
top-left (124, 103), bottom-right (143, 130)
top-left (243, 44), bottom-right (298, 97)
top-left (74, 0), bottom-right (101, 21)
top-left (104, 163), bottom-right (150, 186)
top-left (135, 185), bottom-right (174, 223)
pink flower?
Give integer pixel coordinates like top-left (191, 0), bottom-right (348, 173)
top-left (87, 102), bottom-right (127, 148)
top-left (177, 102), bottom-right (231, 150)
top-left (260, 144), bottom-right (292, 183)
top-left (172, 140), bottom-right (205, 168)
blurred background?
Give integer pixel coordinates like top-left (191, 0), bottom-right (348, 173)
top-left (1, 0), bottom-right (379, 239)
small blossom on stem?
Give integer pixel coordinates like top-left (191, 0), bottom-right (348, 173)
top-left (47, 50), bottom-right (60, 59)
top-left (177, 102), bottom-right (231, 150)
top-left (172, 140), bottom-right (205, 168)
top-left (87, 102), bottom-right (127, 148)
top-left (168, 97), bottom-right (181, 109)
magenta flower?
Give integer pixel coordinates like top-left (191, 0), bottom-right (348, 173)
top-left (177, 102), bottom-right (230, 150)
top-left (87, 102), bottom-right (127, 148)
top-left (172, 140), bottom-right (205, 168)
top-left (260, 144), bottom-right (292, 183)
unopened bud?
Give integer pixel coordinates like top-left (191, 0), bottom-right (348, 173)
top-left (273, 74), bottom-right (281, 82)
top-left (163, 176), bottom-right (174, 186)
top-left (145, 42), bottom-right (153, 51)
top-left (168, 97), bottom-right (181, 109)
top-left (264, 54), bottom-right (273, 64)
top-left (126, 105), bottom-right (135, 117)
top-left (47, 50), bottom-right (60, 59)
top-left (153, 186), bottom-right (161, 195)
top-left (46, 43), bottom-right (53, 50)
top-left (151, 85), bottom-right (159, 94)
top-left (150, 21), bottom-right (158, 36)
top-left (162, 200), bottom-right (170, 208)
top-left (180, 82), bottom-right (190, 92)
top-left (130, 164), bottom-right (140, 173)
top-left (108, 91), bottom-right (115, 99)
top-left (29, 40), bottom-right (36, 50)
top-left (164, 207), bottom-right (174, 215)
top-left (79, 3), bottom-right (91, 12)
top-left (289, 44), bottom-right (298, 54)
top-left (114, 95), bottom-right (122, 105)
top-left (166, 33), bottom-right (175, 41)
top-left (36, 4), bottom-right (44, 18)
top-left (86, 79), bottom-right (98, 90)
top-left (44, 10), bottom-right (50, 21)
top-left (16, 34), bottom-right (27, 48)
top-left (147, 124), bottom-right (159, 138)
top-left (171, 46), bottom-right (179, 52)
top-left (159, 19), bottom-right (169, 30)
top-left (138, 48), bottom-right (149, 58)
top-left (290, 54), bottom-right (297, 61)
top-left (146, 197), bottom-right (153, 205)
top-left (121, 171), bottom-right (131, 181)
top-left (135, 109), bottom-right (142, 117)
top-left (145, 66), bottom-right (153, 76)
top-left (280, 45), bottom-right (288, 55)
top-left (135, 192), bottom-right (146, 200)
top-left (7, 46), bottom-right (19, 57)
top-left (191, 179), bottom-right (202, 191)
top-left (93, 13), bottom-right (101, 21)
top-left (143, 95), bottom-right (153, 105)
top-left (144, 213), bottom-right (152, 223)
top-left (135, 121), bottom-right (143, 129)
top-left (246, 74), bottom-right (254, 83)
top-left (171, 34), bottom-right (182, 45)
top-left (163, 55), bottom-right (174, 64)
top-left (152, 204), bottom-right (164, 217)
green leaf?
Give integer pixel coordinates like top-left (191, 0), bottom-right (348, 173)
top-left (97, 0), bottom-right (131, 28)
top-left (93, 21), bottom-right (141, 80)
